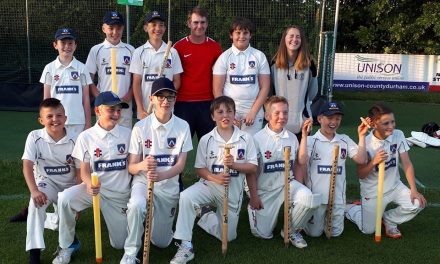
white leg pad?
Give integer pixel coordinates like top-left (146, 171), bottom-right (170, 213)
top-left (291, 194), bottom-right (321, 229)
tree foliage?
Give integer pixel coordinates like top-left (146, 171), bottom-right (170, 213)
top-left (338, 0), bottom-right (440, 54)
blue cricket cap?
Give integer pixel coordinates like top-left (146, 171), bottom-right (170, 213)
top-left (151, 77), bottom-right (176, 95)
top-left (55, 28), bottom-right (76, 40)
top-left (144, 10), bottom-right (166, 24)
top-left (103, 11), bottom-right (125, 25)
top-left (95, 91), bottom-right (129, 108)
top-left (319, 102), bottom-right (344, 116)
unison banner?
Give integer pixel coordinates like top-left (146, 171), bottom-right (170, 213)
top-left (333, 53), bottom-right (440, 92)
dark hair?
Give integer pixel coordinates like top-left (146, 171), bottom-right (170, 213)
top-left (39, 98), bottom-right (64, 112)
top-left (368, 103), bottom-right (393, 121)
top-left (188, 6), bottom-right (208, 21)
top-left (264, 96), bottom-right (289, 112)
top-left (210, 96), bottom-right (235, 115)
top-left (229, 17), bottom-right (254, 35)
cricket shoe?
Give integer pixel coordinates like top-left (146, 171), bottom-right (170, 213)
top-left (120, 253), bottom-right (139, 264)
top-left (52, 240), bottom-right (81, 264)
top-left (170, 242), bottom-right (194, 264)
top-left (280, 230), bottom-right (308, 249)
top-left (383, 221), bottom-right (402, 239)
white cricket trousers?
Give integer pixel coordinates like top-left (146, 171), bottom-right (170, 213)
top-left (304, 204), bottom-right (345, 237)
top-left (123, 181), bottom-right (179, 255)
top-left (174, 181), bottom-right (243, 242)
top-left (57, 183), bottom-right (130, 249)
top-left (346, 181), bottom-right (423, 234)
top-left (247, 180), bottom-right (313, 239)
top-left (26, 180), bottom-right (73, 251)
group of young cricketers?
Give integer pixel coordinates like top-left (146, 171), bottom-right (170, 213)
top-left (21, 6), bottom-right (426, 264)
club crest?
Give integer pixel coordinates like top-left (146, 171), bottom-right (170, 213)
top-left (390, 144), bottom-right (397, 154)
top-left (248, 61), bottom-right (255, 68)
top-left (340, 148), bottom-right (347, 159)
top-left (237, 149), bottom-right (245, 160)
top-left (167, 138), bottom-right (176, 148)
top-left (123, 56), bottom-right (131, 65)
top-left (117, 144), bottom-right (126, 154)
top-left (70, 71), bottom-right (79, 80)
top-left (66, 154), bottom-right (74, 164)
top-left (165, 59), bottom-right (172, 68)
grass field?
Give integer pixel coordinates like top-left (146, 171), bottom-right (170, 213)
top-left (1, 99), bottom-right (440, 264)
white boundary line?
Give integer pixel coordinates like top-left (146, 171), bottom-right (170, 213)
top-left (0, 194), bottom-right (28, 201)
top-left (399, 164), bottom-right (426, 189)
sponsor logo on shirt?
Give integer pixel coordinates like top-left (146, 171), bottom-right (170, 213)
top-left (54, 75), bottom-right (60, 81)
top-left (144, 74), bottom-right (159, 82)
top-left (375, 158), bottom-right (397, 171)
top-left (229, 63), bottom-right (236, 70)
top-left (263, 160), bottom-right (293, 173)
top-left (44, 165), bottom-right (71, 175)
top-left (94, 158), bottom-right (127, 171)
top-left (94, 148), bottom-right (102, 157)
top-left (211, 165), bottom-right (239, 177)
top-left (145, 139), bottom-right (152, 148)
top-left (153, 154), bottom-right (178, 167)
top-left (55, 85), bottom-right (79, 94)
top-left (101, 58), bottom-right (108, 65)
top-left (105, 67), bottom-right (126, 75)
top-left (230, 75), bottom-right (256, 84)
top-left (317, 165), bottom-right (342, 174)
top-left (264, 150), bottom-right (272, 159)
top-left (209, 150), bottom-right (217, 159)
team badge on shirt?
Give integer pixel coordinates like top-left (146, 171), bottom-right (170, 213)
top-left (237, 149), bottom-right (245, 160)
top-left (94, 148), bottom-right (102, 157)
top-left (123, 56), bottom-right (131, 65)
top-left (167, 138), bottom-right (176, 148)
top-left (54, 75), bottom-right (60, 81)
top-left (38, 182), bottom-right (47, 188)
top-left (340, 148), bottom-right (347, 159)
top-left (248, 61), bottom-right (255, 68)
top-left (145, 139), bottom-right (152, 148)
top-left (165, 59), bottom-right (172, 68)
top-left (70, 71), bottom-right (79, 80)
top-left (298, 72), bottom-right (304, 80)
top-left (390, 144), bottom-right (397, 154)
top-left (229, 63), bottom-right (236, 70)
top-left (264, 150), bottom-right (272, 160)
top-left (117, 144), bottom-right (126, 154)
top-left (66, 154), bottom-right (74, 164)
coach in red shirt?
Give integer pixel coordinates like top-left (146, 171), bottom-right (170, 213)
top-left (174, 6), bottom-right (222, 141)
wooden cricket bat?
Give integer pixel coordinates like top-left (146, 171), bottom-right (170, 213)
top-left (146, 41), bottom-right (173, 115)
top-left (143, 178), bottom-right (155, 264)
top-left (375, 161), bottom-right (385, 242)
top-left (283, 146), bottom-right (291, 247)
top-left (91, 173), bottom-right (102, 263)
top-left (324, 144), bottom-right (339, 239)
top-left (222, 145), bottom-right (234, 256)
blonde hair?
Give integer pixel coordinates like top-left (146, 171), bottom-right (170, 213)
top-left (272, 25), bottom-right (311, 71)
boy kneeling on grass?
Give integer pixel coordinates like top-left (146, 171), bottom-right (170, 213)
top-left (24, 98), bottom-right (80, 264)
top-left (170, 96), bottom-right (258, 264)
top-left (345, 103), bottom-right (426, 238)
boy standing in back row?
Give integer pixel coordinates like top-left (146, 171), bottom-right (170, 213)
top-left (40, 28), bottom-right (92, 140)
top-left (130, 10), bottom-right (182, 120)
top-left (86, 11), bottom-right (135, 128)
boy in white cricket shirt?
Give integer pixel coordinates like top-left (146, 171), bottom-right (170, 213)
top-left (120, 77), bottom-right (192, 264)
top-left (40, 28), bottom-right (92, 139)
top-left (52, 91), bottom-right (132, 264)
top-left (345, 103), bottom-right (426, 238)
top-left (213, 17), bottom-right (270, 136)
top-left (86, 11), bottom-right (135, 128)
top-left (248, 96), bottom-right (319, 249)
top-left (130, 11), bottom-right (183, 120)
top-left (170, 96), bottom-right (258, 264)
top-left (304, 102), bottom-right (368, 237)
top-left (24, 98), bottom-right (79, 264)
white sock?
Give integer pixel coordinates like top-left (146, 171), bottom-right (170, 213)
top-left (181, 240), bottom-right (193, 248)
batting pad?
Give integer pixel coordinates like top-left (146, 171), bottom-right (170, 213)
top-left (290, 194), bottom-right (321, 229)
